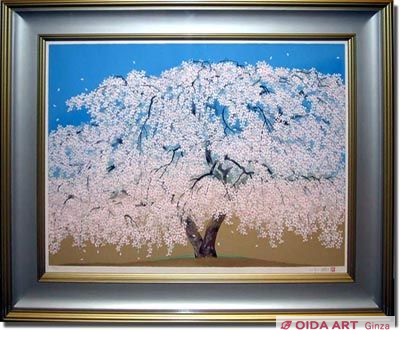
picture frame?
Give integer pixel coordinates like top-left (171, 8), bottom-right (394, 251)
top-left (1, 0), bottom-right (394, 323)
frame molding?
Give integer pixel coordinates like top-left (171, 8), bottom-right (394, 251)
top-left (381, 2), bottom-right (394, 316)
top-left (4, 309), bottom-right (386, 323)
top-left (0, 0), bottom-right (395, 7)
top-left (0, 0), bottom-right (394, 322)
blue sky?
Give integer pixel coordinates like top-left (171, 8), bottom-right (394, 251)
top-left (48, 42), bottom-right (345, 132)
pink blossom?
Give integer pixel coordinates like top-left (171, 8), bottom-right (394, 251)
top-left (48, 61), bottom-right (346, 255)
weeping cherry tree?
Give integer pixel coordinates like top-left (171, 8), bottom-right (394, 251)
top-left (48, 60), bottom-right (346, 258)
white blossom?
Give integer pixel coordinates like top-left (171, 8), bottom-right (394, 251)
top-left (48, 60), bottom-right (346, 256)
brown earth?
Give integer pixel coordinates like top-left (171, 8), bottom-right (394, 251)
top-left (50, 221), bottom-right (345, 267)
top-left (59, 257), bottom-right (310, 267)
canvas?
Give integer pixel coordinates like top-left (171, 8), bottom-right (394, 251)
top-left (45, 40), bottom-right (350, 277)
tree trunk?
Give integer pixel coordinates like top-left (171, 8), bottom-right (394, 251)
top-left (185, 216), bottom-right (203, 257)
top-left (185, 214), bottom-right (226, 258)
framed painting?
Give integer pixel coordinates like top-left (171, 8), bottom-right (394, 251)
top-left (1, 0), bottom-right (394, 323)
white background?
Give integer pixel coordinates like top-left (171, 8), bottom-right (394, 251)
top-left (1, 3), bottom-right (402, 344)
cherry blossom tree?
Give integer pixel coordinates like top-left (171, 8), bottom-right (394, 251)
top-left (48, 60), bottom-right (346, 258)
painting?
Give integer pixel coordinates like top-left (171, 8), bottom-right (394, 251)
top-left (44, 39), bottom-right (350, 277)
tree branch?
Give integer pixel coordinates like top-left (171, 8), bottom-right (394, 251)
top-left (224, 156), bottom-right (254, 187)
top-left (63, 194), bottom-right (75, 205)
top-left (190, 161), bottom-right (218, 189)
top-left (137, 95), bottom-right (157, 150)
top-left (154, 145), bottom-right (182, 178)
top-left (248, 104), bottom-right (274, 132)
top-left (262, 163), bottom-right (274, 176)
top-left (221, 108), bottom-right (235, 135)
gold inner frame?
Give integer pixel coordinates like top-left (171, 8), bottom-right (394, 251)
top-left (0, 0), bottom-right (394, 322)
top-left (37, 33), bottom-right (356, 284)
